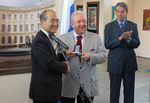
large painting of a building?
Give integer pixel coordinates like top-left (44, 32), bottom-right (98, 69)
top-left (0, 0), bottom-right (54, 75)
top-left (0, 1), bottom-right (54, 48)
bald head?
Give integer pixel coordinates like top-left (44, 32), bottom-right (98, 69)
top-left (40, 9), bottom-right (56, 22)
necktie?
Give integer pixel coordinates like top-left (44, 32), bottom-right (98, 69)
top-left (76, 35), bottom-right (82, 53)
top-left (120, 23), bottom-right (124, 33)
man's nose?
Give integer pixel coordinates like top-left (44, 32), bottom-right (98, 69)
top-left (80, 21), bottom-right (86, 25)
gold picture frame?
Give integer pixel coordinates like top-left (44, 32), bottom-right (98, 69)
top-left (143, 9), bottom-right (150, 30)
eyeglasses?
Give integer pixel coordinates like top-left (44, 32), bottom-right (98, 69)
top-left (50, 19), bottom-right (60, 24)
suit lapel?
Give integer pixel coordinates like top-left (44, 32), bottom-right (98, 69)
top-left (124, 20), bottom-right (131, 32)
top-left (83, 32), bottom-right (91, 52)
top-left (114, 20), bottom-right (122, 36)
top-left (114, 20), bottom-right (131, 33)
top-left (67, 32), bottom-right (76, 50)
top-left (40, 31), bottom-right (50, 44)
top-left (40, 30), bottom-right (56, 54)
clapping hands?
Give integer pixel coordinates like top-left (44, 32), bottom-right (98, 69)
top-left (119, 31), bottom-right (132, 41)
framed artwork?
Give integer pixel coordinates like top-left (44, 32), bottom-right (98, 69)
top-left (87, 2), bottom-right (99, 33)
top-left (0, 0), bottom-right (54, 75)
top-left (112, 6), bottom-right (117, 20)
top-left (76, 5), bottom-right (83, 11)
top-left (143, 9), bottom-right (150, 30)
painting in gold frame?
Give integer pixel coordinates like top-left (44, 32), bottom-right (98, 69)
top-left (143, 9), bottom-right (150, 30)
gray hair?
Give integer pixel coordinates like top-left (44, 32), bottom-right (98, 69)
top-left (115, 2), bottom-right (128, 12)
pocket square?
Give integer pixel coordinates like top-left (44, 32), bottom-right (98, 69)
top-left (90, 48), bottom-right (95, 51)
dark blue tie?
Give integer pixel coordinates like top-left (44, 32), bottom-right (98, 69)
top-left (120, 23), bottom-right (124, 33)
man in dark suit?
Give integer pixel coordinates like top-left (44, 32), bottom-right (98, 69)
top-left (104, 2), bottom-right (140, 103)
top-left (29, 9), bottom-right (70, 103)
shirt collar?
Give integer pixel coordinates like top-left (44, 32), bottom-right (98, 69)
top-left (40, 28), bottom-right (49, 38)
top-left (117, 19), bottom-right (126, 25)
top-left (73, 30), bottom-right (84, 38)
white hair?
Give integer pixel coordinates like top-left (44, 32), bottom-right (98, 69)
top-left (71, 10), bottom-right (87, 21)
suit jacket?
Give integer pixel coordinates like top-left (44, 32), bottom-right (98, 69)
top-left (29, 30), bottom-right (67, 101)
top-left (104, 20), bottom-right (140, 73)
top-left (59, 31), bottom-right (105, 97)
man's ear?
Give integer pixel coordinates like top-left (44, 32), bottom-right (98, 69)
top-left (40, 20), bottom-right (45, 27)
top-left (41, 20), bottom-right (44, 24)
top-left (71, 23), bottom-right (74, 28)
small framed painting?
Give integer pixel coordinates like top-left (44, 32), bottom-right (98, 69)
top-left (143, 9), bottom-right (150, 30)
top-left (87, 2), bottom-right (99, 33)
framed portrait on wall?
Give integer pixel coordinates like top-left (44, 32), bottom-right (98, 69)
top-left (87, 2), bottom-right (99, 33)
top-left (143, 9), bottom-right (150, 30)
top-left (76, 5), bottom-right (83, 11)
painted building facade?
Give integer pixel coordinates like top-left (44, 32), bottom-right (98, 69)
top-left (0, 1), bottom-right (54, 48)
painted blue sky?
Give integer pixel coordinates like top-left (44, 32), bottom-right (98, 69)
top-left (0, 0), bottom-right (50, 7)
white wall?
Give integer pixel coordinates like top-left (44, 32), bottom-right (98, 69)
top-left (134, 0), bottom-right (150, 58)
top-left (0, 74), bottom-right (32, 103)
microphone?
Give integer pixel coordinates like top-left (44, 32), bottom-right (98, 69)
top-left (49, 33), bottom-right (69, 50)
